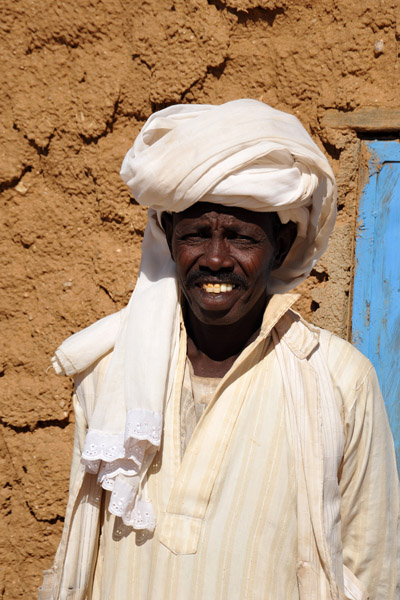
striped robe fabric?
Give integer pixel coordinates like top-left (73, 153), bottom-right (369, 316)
top-left (38, 295), bottom-right (399, 600)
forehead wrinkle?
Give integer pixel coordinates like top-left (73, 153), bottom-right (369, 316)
top-left (195, 212), bottom-right (247, 232)
top-left (173, 206), bottom-right (275, 235)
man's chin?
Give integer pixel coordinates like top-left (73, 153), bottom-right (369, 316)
top-left (185, 299), bottom-right (255, 329)
top-left (184, 286), bottom-right (243, 323)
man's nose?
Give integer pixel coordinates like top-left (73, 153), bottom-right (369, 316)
top-left (199, 236), bottom-right (234, 271)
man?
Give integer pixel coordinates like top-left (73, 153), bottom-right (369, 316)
top-left (39, 100), bottom-right (399, 599)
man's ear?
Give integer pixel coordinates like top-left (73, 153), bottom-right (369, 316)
top-left (161, 212), bottom-right (174, 258)
top-left (272, 220), bottom-right (297, 269)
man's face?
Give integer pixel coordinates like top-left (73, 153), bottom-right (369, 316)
top-left (166, 203), bottom-right (291, 328)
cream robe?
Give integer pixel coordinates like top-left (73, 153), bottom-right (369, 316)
top-left (39, 295), bottom-right (399, 600)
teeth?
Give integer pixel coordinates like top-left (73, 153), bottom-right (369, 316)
top-left (202, 283), bottom-right (233, 294)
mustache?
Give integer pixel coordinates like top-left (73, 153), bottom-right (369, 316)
top-left (186, 270), bottom-right (247, 289)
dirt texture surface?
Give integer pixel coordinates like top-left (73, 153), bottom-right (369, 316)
top-left (0, 0), bottom-right (399, 596)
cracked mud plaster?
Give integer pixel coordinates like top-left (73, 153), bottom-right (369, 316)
top-left (1, 0), bottom-right (399, 596)
top-left (207, 0), bottom-right (287, 23)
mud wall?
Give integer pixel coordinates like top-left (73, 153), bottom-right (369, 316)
top-left (1, 0), bottom-right (398, 596)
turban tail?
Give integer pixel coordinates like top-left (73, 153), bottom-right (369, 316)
top-left (53, 100), bottom-right (337, 530)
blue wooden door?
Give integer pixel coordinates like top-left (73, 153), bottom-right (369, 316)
top-left (352, 140), bottom-right (400, 470)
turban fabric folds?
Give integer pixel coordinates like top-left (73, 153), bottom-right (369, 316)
top-left (121, 99), bottom-right (337, 293)
top-left (53, 100), bottom-right (337, 530)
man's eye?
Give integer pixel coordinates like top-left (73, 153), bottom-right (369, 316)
top-left (228, 232), bottom-right (256, 242)
top-left (180, 232), bottom-right (208, 241)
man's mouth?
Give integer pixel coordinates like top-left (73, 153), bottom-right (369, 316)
top-left (200, 283), bottom-right (235, 294)
top-left (186, 271), bottom-right (246, 297)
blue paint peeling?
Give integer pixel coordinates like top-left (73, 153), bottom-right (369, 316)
top-left (352, 140), bottom-right (400, 471)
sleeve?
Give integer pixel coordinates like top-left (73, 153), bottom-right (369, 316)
top-left (38, 393), bottom-right (93, 600)
top-left (38, 352), bottom-right (110, 600)
top-left (339, 366), bottom-right (400, 600)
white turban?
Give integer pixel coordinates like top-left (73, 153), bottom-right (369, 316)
top-left (121, 99), bottom-right (336, 293)
top-left (52, 100), bottom-right (337, 531)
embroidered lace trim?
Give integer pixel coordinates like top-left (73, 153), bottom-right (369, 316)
top-left (81, 409), bottom-right (162, 465)
top-left (81, 409), bottom-right (161, 531)
top-left (106, 476), bottom-right (156, 530)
